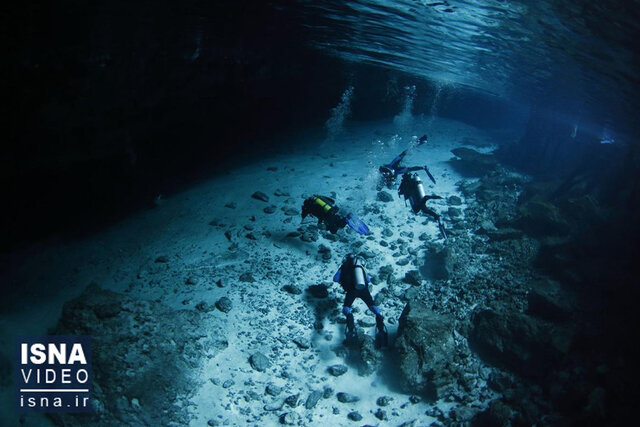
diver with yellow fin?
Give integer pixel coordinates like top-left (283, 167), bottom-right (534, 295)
top-left (398, 172), bottom-right (447, 239)
top-left (301, 195), bottom-right (369, 235)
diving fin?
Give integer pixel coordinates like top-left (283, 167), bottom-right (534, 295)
top-left (345, 213), bottom-right (370, 235)
top-left (345, 313), bottom-right (357, 344)
top-left (375, 317), bottom-right (388, 349)
top-left (375, 328), bottom-right (388, 349)
top-left (424, 165), bottom-right (436, 184)
top-left (438, 218), bottom-right (448, 240)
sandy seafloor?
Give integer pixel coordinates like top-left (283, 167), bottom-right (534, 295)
top-left (1, 116), bottom-right (508, 426)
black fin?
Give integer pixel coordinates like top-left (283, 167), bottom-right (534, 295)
top-left (424, 165), bottom-right (436, 184)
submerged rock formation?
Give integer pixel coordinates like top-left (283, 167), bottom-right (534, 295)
top-left (449, 147), bottom-right (499, 176)
top-left (394, 300), bottom-right (456, 399)
top-left (49, 285), bottom-right (227, 426)
top-left (468, 308), bottom-right (570, 380)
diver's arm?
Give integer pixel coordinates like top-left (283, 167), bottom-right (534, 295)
top-left (389, 149), bottom-right (408, 168)
top-left (404, 166), bottom-right (424, 172)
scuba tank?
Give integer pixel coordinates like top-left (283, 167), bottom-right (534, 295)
top-left (403, 173), bottom-right (426, 214)
top-left (352, 257), bottom-right (366, 291)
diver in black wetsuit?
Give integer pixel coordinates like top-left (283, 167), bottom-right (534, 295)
top-left (378, 135), bottom-right (435, 189)
top-left (333, 253), bottom-right (387, 347)
top-left (398, 172), bottom-right (447, 239)
top-left (301, 195), bottom-right (369, 235)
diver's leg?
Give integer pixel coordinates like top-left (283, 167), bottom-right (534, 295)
top-left (343, 293), bottom-right (357, 340)
top-left (421, 206), bottom-right (440, 220)
top-left (360, 290), bottom-right (387, 347)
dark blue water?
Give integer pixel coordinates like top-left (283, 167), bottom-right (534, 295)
top-left (291, 0), bottom-right (639, 118)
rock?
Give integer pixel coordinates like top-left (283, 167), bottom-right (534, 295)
top-left (222, 379), bottom-right (234, 389)
top-left (375, 408), bottom-right (387, 420)
top-left (307, 284), bottom-right (329, 298)
top-left (337, 392), bottom-right (360, 403)
top-left (378, 265), bottom-right (394, 282)
top-left (215, 297), bottom-right (233, 313)
top-left (185, 276), bottom-right (197, 285)
top-left (353, 334), bottom-right (382, 376)
top-left (360, 249), bottom-right (376, 259)
top-left (318, 244), bottom-right (332, 261)
top-left (266, 384), bottom-right (282, 396)
top-left (472, 400), bottom-right (513, 426)
top-left (249, 352), bottom-right (270, 372)
top-left (305, 390), bottom-right (323, 409)
top-left (450, 147), bottom-right (499, 176)
top-left (195, 301), bottom-right (215, 313)
top-left (293, 337), bottom-right (310, 349)
top-left (328, 364), bottom-right (348, 377)
top-left (300, 231), bottom-right (318, 242)
top-left (487, 372), bottom-right (515, 393)
top-left (395, 300), bottom-right (456, 399)
top-left (478, 220), bottom-right (497, 233)
top-left (484, 228), bottom-right (523, 241)
top-left (155, 255), bottom-right (169, 263)
top-left (224, 202), bottom-right (236, 209)
top-left (525, 279), bottom-right (574, 323)
top-left (515, 197), bottom-right (570, 236)
top-left (263, 205), bottom-right (277, 214)
top-left (52, 285), bottom-right (227, 426)
top-left (281, 284), bottom-right (302, 295)
top-left (251, 191), bottom-right (269, 202)
top-left (468, 308), bottom-right (567, 379)
top-left (264, 402), bottom-right (283, 411)
top-left (347, 411), bottom-right (362, 421)
top-left (284, 393), bottom-right (300, 408)
top-left (322, 386), bottom-right (334, 399)
top-left (207, 419), bottom-right (219, 426)
top-left (283, 207), bottom-right (299, 216)
top-left (420, 244), bottom-right (453, 281)
top-left (274, 189), bottom-right (289, 196)
top-left (239, 272), bottom-right (255, 283)
top-left (377, 191), bottom-right (393, 202)
top-left (131, 397), bottom-right (141, 410)
top-left (280, 412), bottom-right (300, 425)
top-left (448, 195), bottom-right (462, 205)
top-left (402, 270), bottom-right (422, 286)
top-left (448, 207), bottom-right (462, 217)
top-left (376, 396), bottom-right (393, 406)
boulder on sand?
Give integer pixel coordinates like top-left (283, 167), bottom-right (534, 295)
top-left (394, 300), bottom-right (456, 399)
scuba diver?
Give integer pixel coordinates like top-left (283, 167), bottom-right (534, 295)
top-left (398, 172), bottom-right (447, 239)
top-left (333, 253), bottom-right (387, 348)
top-left (378, 135), bottom-right (436, 189)
top-left (301, 195), bottom-right (369, 235)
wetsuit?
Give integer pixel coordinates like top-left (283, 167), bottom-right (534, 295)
top-left (333, 257), bottom-right (385, 338)
top-left (301, 195), bottom-right (347, 233)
